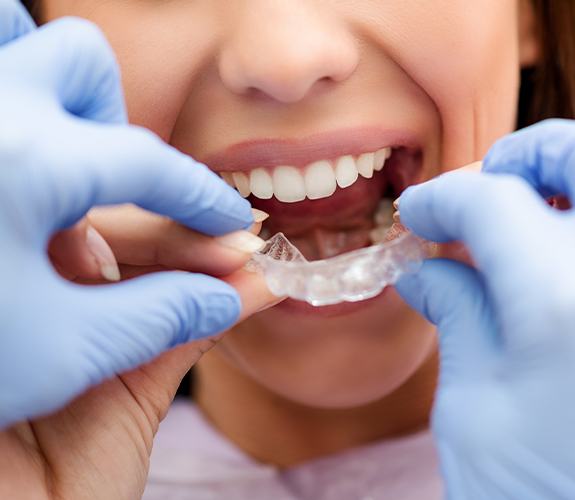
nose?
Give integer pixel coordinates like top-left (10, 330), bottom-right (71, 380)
top-left (218, 1), bottom-right (358, 103)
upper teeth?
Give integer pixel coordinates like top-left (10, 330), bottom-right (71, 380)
top-left (220, 147), bottom-right (392, 202)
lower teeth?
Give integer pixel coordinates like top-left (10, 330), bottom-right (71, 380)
top-left (369, 198), bottom-right (395, 244)
top-left (258, 197), bottom-right (396, 259)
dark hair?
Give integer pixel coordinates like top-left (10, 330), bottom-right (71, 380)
top-left (518, 0), bottom-right (575, 128)
top-left (21, 0), bottom-right (39, 20)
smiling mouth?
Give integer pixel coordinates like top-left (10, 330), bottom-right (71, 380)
top-left (205, 128), bottom-right (424, 260)
top-left (222, 147), bottom-right (393, 202)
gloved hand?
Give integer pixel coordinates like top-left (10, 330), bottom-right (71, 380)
top-left (0, 1), bottom-right (258, 428)
top-left (396, 119), bottom-right (575, 500)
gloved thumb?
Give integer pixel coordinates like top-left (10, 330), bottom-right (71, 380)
top-left (73, 272), bottom-right (242, 383)
top-left (395, 259), bottom-right (498, 382)
top-left (0, 0), bottom-right (35, 45)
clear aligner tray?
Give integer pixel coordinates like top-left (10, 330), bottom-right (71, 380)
top-left (248, 225), bottom-right (432, 306)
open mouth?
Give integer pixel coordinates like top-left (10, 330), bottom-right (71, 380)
top-left (205, 129), bottom-right (424, 261)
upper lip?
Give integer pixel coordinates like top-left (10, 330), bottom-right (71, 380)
top-left (201, 127), bottom-right (422, 172)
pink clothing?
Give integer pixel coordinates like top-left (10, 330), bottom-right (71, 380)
top-left (144, 399), bottom-right (443, 500)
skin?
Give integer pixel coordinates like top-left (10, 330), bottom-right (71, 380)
top-left (0, 1), bottom-right (540, 498)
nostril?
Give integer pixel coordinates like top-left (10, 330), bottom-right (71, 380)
top-left (240, 83), bottom-right (314, 104)
top-left (234, 68), bottom-right (335, 104)
top-left (218, 20), bottom-right (358, 103)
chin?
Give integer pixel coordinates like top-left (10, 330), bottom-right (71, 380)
top-left (219, 291), bottom-right (437, 409)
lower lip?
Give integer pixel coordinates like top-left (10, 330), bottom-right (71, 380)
top-left (274, 286), bottom-right (393, 318)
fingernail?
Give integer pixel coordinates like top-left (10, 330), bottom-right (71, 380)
top-left (257, 296), bottom-right (286, 313)
top-left (86, 226), bottom-right (121, 282)
top-left (249, 209), bottom-right (269, 234)
top-left (252, 208), bottom-right (269, 223)
top-left (392, 197), bottom-right (400, 210)
top-left (216, 230), bottom-right (266, 254)
top-left (392, 210), bottom-right (401, 223)
top-left (461, 161), bottom-right (483, 173)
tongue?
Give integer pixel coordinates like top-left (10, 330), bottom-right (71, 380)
top-left (251, 170), bottom-right (388, 260)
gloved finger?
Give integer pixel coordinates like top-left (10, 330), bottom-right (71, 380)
top-left (117, 269), bottom-right (284, 415)
top-left (49, 218), bottom-right (120, 282)
top-left (92, 256), bottom-right (282, 318)
top-left (33, 119), bottom-right (253, 239)
top-left (483, 119), bottom-right (575, 201)
top-left (398, 171), bottom-right (555, 304)
top-left (0, 16), bottom-right (126, 123)
top-left (76, 272), bottom-right (243, 380)
top-left (107, 258), bottom-right (282, 318)
top-left (396, 259), bottom-right (498, 381)
top-left (399, 171), bottom-right (549, 244)
top-left (87, 205), bottom-right (264, 277)
top-left (0, 0), bottom-right (36, 45)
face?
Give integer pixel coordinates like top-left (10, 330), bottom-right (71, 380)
top-left (44, 0), bottom-right (533, 407)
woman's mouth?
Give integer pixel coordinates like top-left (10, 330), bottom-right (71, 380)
top-left (204, 128), bottom-right (424, 261)
top-left (222, 147), bottom-right (392, 202)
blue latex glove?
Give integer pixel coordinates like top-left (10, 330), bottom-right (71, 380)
top-left (0, 2), bottom-right (254, 428)
top-left (396, 119), bottom-right (575, 500)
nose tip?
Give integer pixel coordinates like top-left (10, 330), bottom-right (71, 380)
top-left (220, 44), bottom-right (357, 103)
top-left (218, 11), bottom-right (358, 103)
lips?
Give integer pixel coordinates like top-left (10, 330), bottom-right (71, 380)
top-left (221, 147), bottom-right (392, 202)
top-left (204, 127), bottom-right (420, 170)
top-left (202, 127), bottom-right (424, 260)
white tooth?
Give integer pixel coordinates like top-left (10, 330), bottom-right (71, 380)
top-left (374, 148), bottom-right (391, 171)
top-left (232, 172), bottom-right (251, 197)
top-left (273, 166), bottom-right (306, 203)
top-left (356, 152), bottom-right (375, 179)
top-left (335, 155), bottom-right (359, 188)
top-left (374, 199), bottom-right (394, 226)
top-left (220, 172), bottom-right (235, 187)
top-left (304, 160), bottom-right (337, 200)
top-left (369, 226), bottom-right (388, 245)
top-left (250, 168), bottom-right (273, 199)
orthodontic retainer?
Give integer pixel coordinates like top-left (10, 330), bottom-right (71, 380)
top-left (248, 224), bottom-right (433, 306)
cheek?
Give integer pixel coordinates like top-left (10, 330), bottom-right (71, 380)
top-left (362, 1), bottom-right (520, 171)
top-left (215, 292), bottom-right (437, 408)
top-left (43, 0), bottom-right (219, 141)
top-left (412, 5), bottom-right (520, 169)
top-left (102, 11), bottom-right (219, 140)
